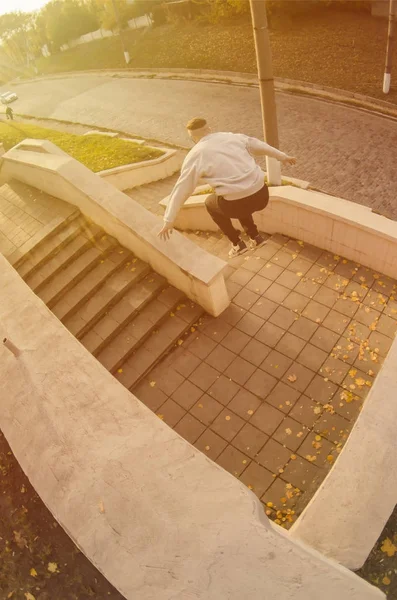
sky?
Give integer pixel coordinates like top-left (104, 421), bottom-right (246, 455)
top-left (0, 0), bottom-right (50, 17)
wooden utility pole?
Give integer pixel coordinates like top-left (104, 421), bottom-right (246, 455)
top-left (111, 0), bottom-right (130, 65)
top-left (249, 0), bottom-right (281, 185)
top-left (383, 0), bottom-right (395, 94)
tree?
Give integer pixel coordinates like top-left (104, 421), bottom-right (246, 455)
top-left (39, 0), bottom-right (99, 49)
top-left (0, 11), bottom-right (34, 65)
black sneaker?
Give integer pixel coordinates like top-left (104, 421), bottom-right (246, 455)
top-left (248, 234), bottom-right (267, 250)
top-left (228, 240), bottom-right (248, 258)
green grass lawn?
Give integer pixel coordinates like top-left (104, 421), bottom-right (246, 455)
top-left (33, 8), bottom-right (397, 103)
top-left (0, 122), bottom-right (164, 172)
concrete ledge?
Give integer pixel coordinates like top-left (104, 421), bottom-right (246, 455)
top-left (160, 185), bottom-right (397, 280)
top-left (0, 255), bottom-right (384, 600)
top-left (0, 143), bottom-right (229, 317)
top-left (291, 333), bottom-right (397, 570)
top-left (99, 147), bottom-right (183, 191)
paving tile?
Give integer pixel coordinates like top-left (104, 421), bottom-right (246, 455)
top-left (221, 327), bottom-right (251, 354)
top-left (368, 330), bottom-right (393, 356)
top-left (234, 288), bottom-right (260, 310)
top-left (262, 477), bottom-right (302, 511)
top-left (302, 300), bottom-right (330, 324)
top-left (245, 274), bottom-right (272, 295)
top-left (313, 286), bottom-right (339, 308)
top-left (332, 336), bottom-right (360, 365)
top-left (133, 380), bottom-right (168, 412)
top-left (270, 248), bottom-right (295, 268)
top-left (354, 305), bottom-right (381, 328)
top-left (297, 432), bottom-right (336, 466)
top-left (211, 408), bottom-right (245, 441)
top-left (206, 345), bottom-right (237, 372)
top-left (334, 259), bottom-right (359, 279)
top-left (229, 267), bottom-right (255, 286)
top-left (265, 381), bottom-right (300, 413)
top-left (250, 297), bottom-right (278, 320)
top-left (232, 423), bottom-right (268, 458)
top-left (224, 356), bottom-right (257, 385)
top-left (202, 317), bottom-right (233, 342)
top-left (227, 388), bottom-right (262, 419)
top-left (263, 282), bottom-right (291, 304)
top-left (372, 275), bottom-right (396, 297)
top-left (187, 333), bottom-right (217, 359)
top-left (255, 241), bottom-right (280, 260)
top-left (226, 280), bottom-right (242, 299)
top-left (289, 316), bottom-right (318, 341)
top-left (174, 413), bottom-right (206, 444)
top-left (305, 264), bottom-right (330, 285)
top-left (257, 439), bottom-right (293, 472)
top-left (189, 363), bottom-right (220, 392)
top-left (239, 462), bottom-right (274, 498)
top-left (216, 445), bottom-right (251, 477)
top-left (207, 375), bottom-right (240, 406)
top-left (241, 255), bottom-right (267, 274)
top-left (245, 368), bottom-right (277, 399)
top-left (384, 299), bottom-right (397, 320)
top-left (314, 411), bottom-right (352, 445)
top-left (194, 429), bottom-right (228, 461)
top-left (172, 349), bottom-right (201, 378)
top-left (255, 322), bottom-right (285, 347)
top-left (310, 326), bottom-right (340, 352)
top-left (305, 375), bottom-right (338, 405)
top-left (190, 394), bottom-right (223, 425)
top-left (353, 266), bottom-right (376, 288)
top-left (373, 313), bottom-right (397, 339)
top-left (296, 343), bottom-right (328, 372)
top-left (273, 417), bottom-right (308, 452)
top-left (261, 349), bottom-right (293, 378)
top-left (281, 457), bottom-right (322, 491)
top-left (324, 273), bottom-right (350, 292)
top-left (342, 367), bottom-right (374, 399)
top-left (294, 279), bottom-right (321, 299)
top-left (149, 366), bottom-right (185, 396)
top-left (319, 357), bottom-right (351, 385)
top-left (249, 402), bottom-right (284, 436)
top-left (269, 306), bottom-right (297, 329)
top-left (275, 332), bottom-right (306, 360)
top-left (282, 290), bottom-right (310, 312)
top-left (240, 338), bottom-right (271, 367)
top-left (283, 362), bottom-right (315, 393)
top-left (219, 303), bottom-right (246, 326)
top-left (299, 244), bottom-right (323, 263)
top-left (235, 312), bottom-right (265, 336)
top-left (318, 251), bottom-right (340, 270)
top-left (344, 321), bottom-right (372, 345)
top-left (330, 389), bottom-right (363, 421)
top-left (156, 399), bottom-right (185, 428)
top-left (333, 297), bottom-right (360, 318)
top-left (276, 270), bottom-right (302, 290)
top-left (363, 289), bottom-right (389, 311)
top-left (172, 379), bottom-right (204, 410)
top-left (286, 256), bottom-right (313, 275)
top-left (258, 262), bottom-right (284, 281)
top-left (289, 394), bottom-right (322, 429)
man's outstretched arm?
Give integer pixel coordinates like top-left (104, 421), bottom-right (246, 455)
top-left (158, 155), bottom-right (200, 241)
top-left (246, 136), bottom-right (297, 166)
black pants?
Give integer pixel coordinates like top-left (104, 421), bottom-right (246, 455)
top-left (205, 185), bottom-right (269, 244)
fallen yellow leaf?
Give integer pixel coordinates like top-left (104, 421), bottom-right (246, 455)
top-left (47, 562), bottom-right (59, 574)
top-left (382, 576), bottom-right (391, 586)
top-left (149, 381), bottom-right (156, 387)
top-left (287, 374), bottom-right (297, 383)
top-left (30, 568), bottom-right (37, 577)
top-left (24, 594), bottom-right (36, 600)
top-left (381, 538), bottom-right (397, 557)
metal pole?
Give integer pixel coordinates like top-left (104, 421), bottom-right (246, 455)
top-left (111, 0), bottom-right (130, 65)
top-left (383, 0), bottom-right (395, 94)
top-left (249, 0), bottom-right (281, 185)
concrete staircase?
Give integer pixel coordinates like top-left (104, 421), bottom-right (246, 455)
top-left (13, 211), bottom-right (203, 391)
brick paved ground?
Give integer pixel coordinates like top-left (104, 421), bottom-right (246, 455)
top-left (133, 233), bottom-right (397, 528)
top-left (11, 74), bottom-right (397, 218)
top-left (0, 181), bottom-right (75, 259)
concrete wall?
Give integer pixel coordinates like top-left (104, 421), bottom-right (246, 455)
top-left (160, 185), bottom-right (397, 280)
top-left (99, 148), bottom-right (183, 191)
top-left (0, 143), bottom-right (229, 317)
top-left (0, 254), bottom-right (384, 600)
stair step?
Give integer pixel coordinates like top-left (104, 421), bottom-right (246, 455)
top-left (17, 215), bottom-right (85, 279)
top-left (51, 246), bottom-right (133, 321)
top-left (115, 300), bottom-right (203, 390)
top-left (80, 272), bottom-right (166, 356)
top-left (25, 226), bottom-right (104, 292)
top-left (37, 236), bottom-right (117, 308)
top-left (94, 284), bottom-right (185, 373)
top-left (63, 258), bottom-right (150, 337)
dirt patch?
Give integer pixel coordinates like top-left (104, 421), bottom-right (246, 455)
top-left (0, 429), bottom-right (125, 600)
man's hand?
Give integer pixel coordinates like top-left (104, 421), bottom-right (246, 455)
top-left (282, 155), bottom-right (297, 167)
top-left (158, 221), bottom-right (174, 241)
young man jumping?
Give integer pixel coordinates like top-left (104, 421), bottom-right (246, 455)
top-left (158, 117), bottom-right (296, 257)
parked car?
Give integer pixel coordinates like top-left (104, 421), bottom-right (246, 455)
top-left (0, 91), bottom-right (18, 105)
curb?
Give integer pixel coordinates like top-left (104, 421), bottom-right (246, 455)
top-left (11, 67), bottom-right (397, 121)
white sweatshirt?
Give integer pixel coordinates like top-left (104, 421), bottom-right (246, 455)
top-left (164, 132), bottom-right (288, 224)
